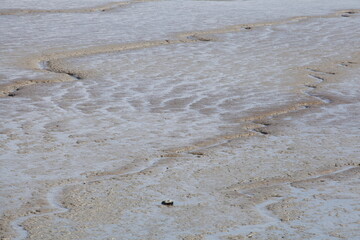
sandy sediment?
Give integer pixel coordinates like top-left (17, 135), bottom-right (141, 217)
top-left (2, 53), bottom-right (360, 239)
top-left (1, 9), bottom-right (359, 97)
top-left (1, 6), bottom-right (360, 240)
top-left (0, 0), bottom-right (158, 16)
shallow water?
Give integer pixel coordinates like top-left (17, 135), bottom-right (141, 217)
top-left (1, 0), bottom-right (360, 239)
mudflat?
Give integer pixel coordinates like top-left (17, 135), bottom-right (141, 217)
top-left (0, 0), bottom-right (359, 239)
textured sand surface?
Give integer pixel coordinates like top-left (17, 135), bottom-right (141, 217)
top-left (1, 0), bottom-right (360, 239)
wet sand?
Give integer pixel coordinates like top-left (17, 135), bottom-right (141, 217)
top-left (1, 0), bottom-right (360, 239)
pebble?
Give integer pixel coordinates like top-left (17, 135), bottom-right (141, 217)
top-left (161, 200), bottom-right (174, 206)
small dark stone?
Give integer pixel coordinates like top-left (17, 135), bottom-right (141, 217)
top-left (161, 200), bottom-right (174, 206)
top-left (244, 27), bottom-right (252, 30)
